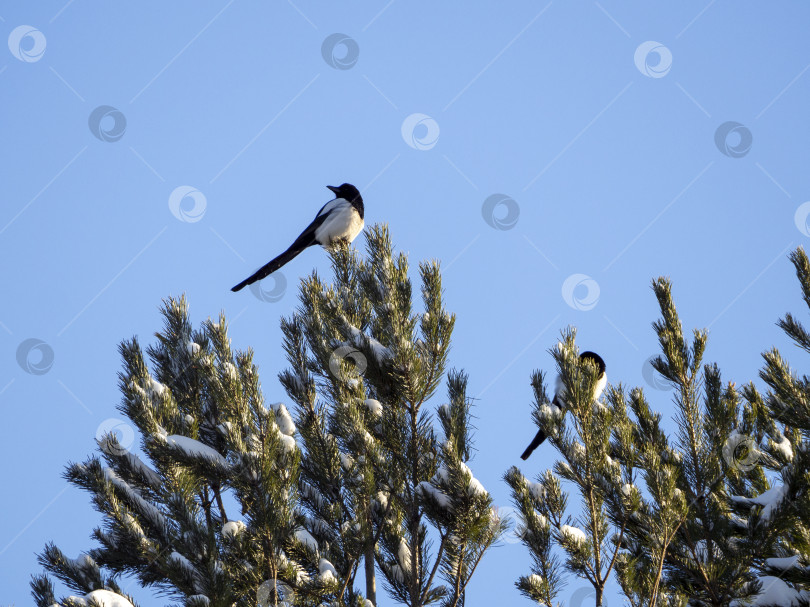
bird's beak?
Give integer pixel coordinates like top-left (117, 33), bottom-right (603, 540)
top-left (326, 185), bottom-right (339, 194)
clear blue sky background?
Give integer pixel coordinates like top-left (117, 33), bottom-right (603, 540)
top-left (3, 2), bottom-right (810, 605)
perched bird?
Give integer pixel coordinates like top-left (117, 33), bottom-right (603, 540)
top-left (231, 183), bottom-right (364, 292)
top-left (520, 351), bottom-right (606, 460)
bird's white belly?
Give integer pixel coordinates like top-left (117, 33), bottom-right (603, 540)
top-left (315, 205), bottom-right (364, 246)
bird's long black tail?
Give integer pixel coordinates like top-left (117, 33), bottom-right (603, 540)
top-left (231, 244), bottom-right (309, 292)
top-left (520, 429), bottom-right (546, 460)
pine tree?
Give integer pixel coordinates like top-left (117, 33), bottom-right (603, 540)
top-left (505, 273), bottom-right (807, 607)
top-left (31, 225), bottom-right (503, 607)
top-left (277, 225), bottom-right (505, 607)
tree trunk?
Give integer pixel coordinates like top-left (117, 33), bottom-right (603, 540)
top-left (365, 545), bottom-right (376, 606)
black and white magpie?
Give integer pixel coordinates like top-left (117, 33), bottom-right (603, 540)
top-left (520, 350), bottom-right (606, 460)
top-left (231, 183), bottom-right (365, 292)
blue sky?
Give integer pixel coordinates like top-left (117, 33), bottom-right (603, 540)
top-left (2, 2), bottom-right (810, 605)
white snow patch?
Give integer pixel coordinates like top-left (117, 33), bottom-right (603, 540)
top-left (165, 434), bottom-right (227, 467)
top-left (766, 555), bottom-right (800, 570)
top-left (223, 362), bottom-right (238, 380)
top-left (771, 433), bottom-right (794, 461)
top-left (221, 520), bottom-right (245, 538)
top-left (731, 576), bottom-right (810, 607)
top-left (340, 453), bottom-right (355, 470)
top-left (148, 377), bottom-right (166, 398)
top-left (364, 398), bottom-right (383, 417)
top-left (527, 481), bottom-right (545, 500)
top-left (417, 481), bottom-right (451, 508)
top-left (102, 468), bottom-right (166, 526)
top-left (295, 528), bottom-right (318, 552)
top-left (560, 525), bottom-right (587, 544)
top-left (168, 551), bottom-right (203, 592)
top-left (279, 434), bottom-right (297, 453)
top-left (186, 341), bottom-right (201, 356)
top-left (301, 482), bottom-right (327, 509)
top-left (538, 403), bottom-right (561, 419)
top-left (67, 590), bottom-right (135, 607)
top-left (318, 558), bottom-right (338, 583)
top-left (270, 402), bottom-right (296, 436)
top-left (373, 491), bottom-right (389, 510)
top-left (391, 564), bottom-right (405, 583)
top-left (751, 484), bottom-right (790, 522)
top-left (397, 538), bottom-right (412, 572)
top-left (528, 573), bottom-right (544, 587)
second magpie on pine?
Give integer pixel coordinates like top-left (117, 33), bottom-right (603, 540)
top-left (520, 350), bottom-right (607, 460)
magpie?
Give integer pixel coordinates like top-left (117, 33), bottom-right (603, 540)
top-left (520, 350), bottom-right (606, 460)
top-left (231, 183), bottom-right (364, 292)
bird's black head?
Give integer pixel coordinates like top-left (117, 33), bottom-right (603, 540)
top-left (579, 351), bottom-right (606, 376)
top-left (327, 183), bottom-right (363, 219)
top-left (327, 183), bottom-right (362, 203)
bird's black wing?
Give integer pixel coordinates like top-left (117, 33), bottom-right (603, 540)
top-left (520, 393), bottom-right (564, 460)
top-left (231, 211), bottom-right (330, 292)
top-left (520, 429), bottom-right (546, 460)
